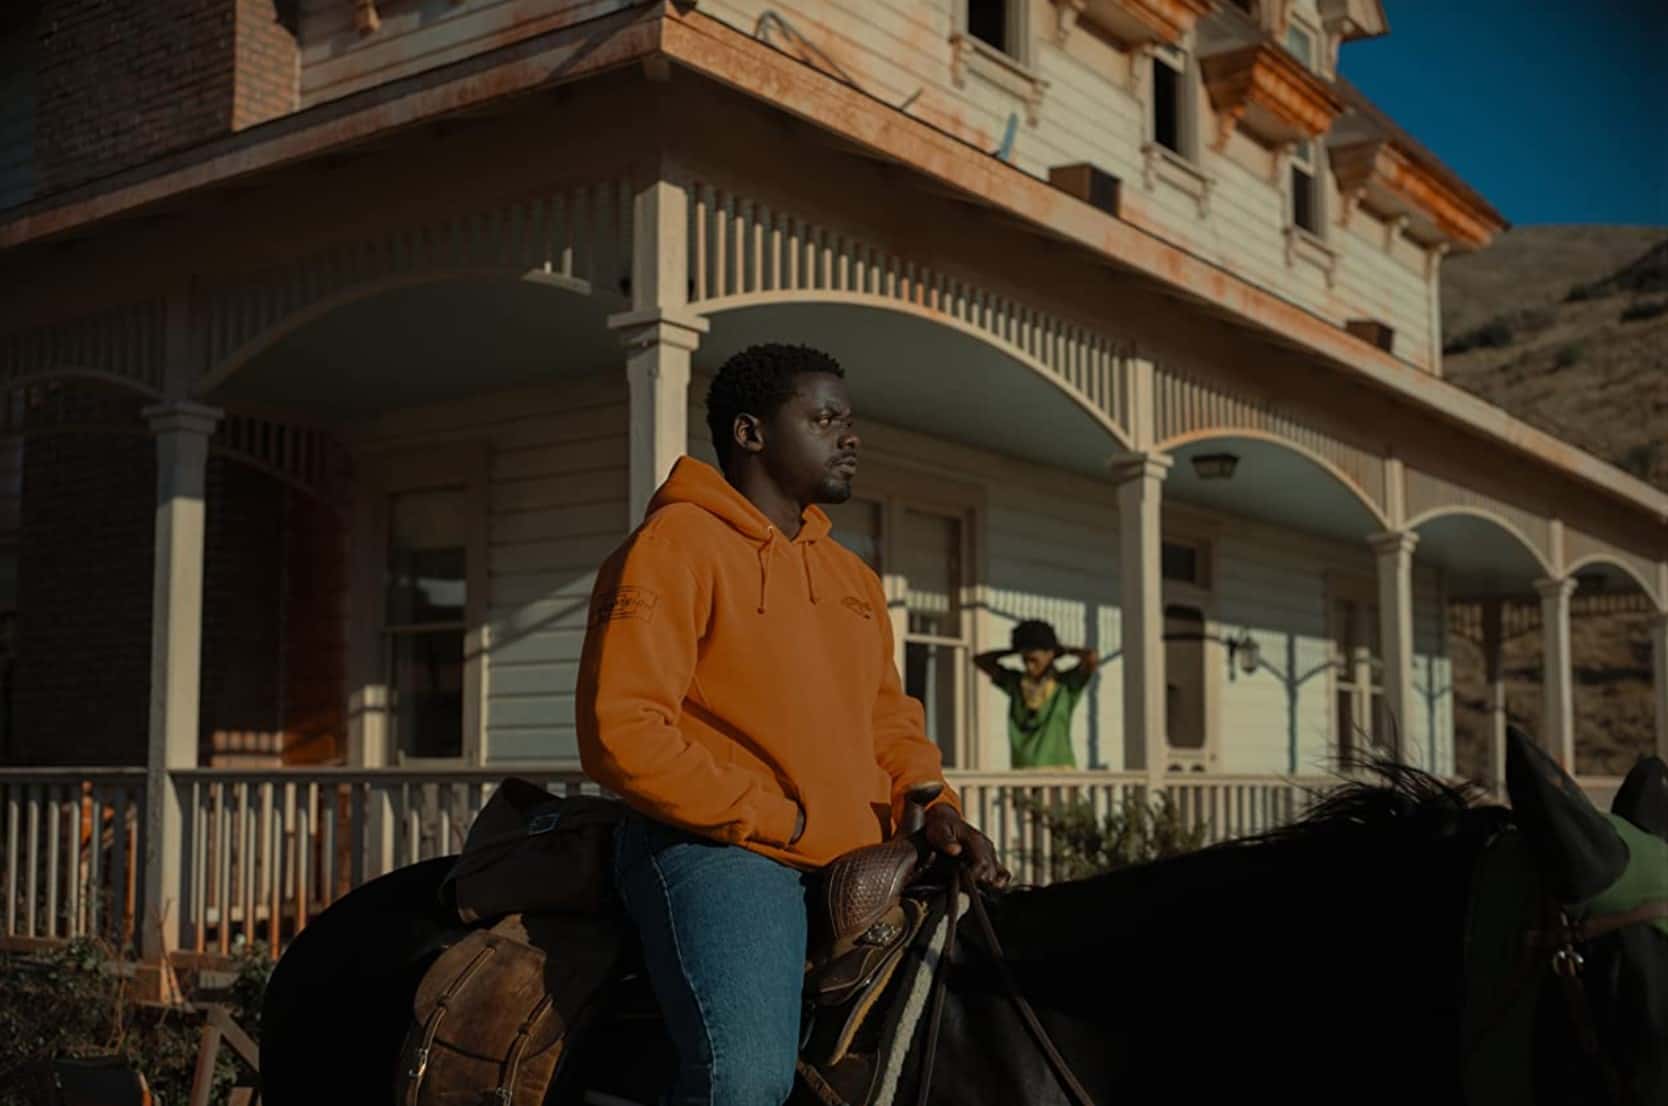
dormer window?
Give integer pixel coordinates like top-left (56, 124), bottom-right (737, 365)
top-left (1152, 47), bottom-right (1185, 155)
top-left (1285, 22), bottom-right (1315, 70)
top-left (1291, 139), bottom-right (1320, 234)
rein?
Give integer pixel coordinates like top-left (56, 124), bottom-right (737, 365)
top-left (1473, 894), bottom-right (1668, 1106)
top-left (915, 867), bottom-right (1097, 1106)
top-left (1533, 898), bottom-right (1668, 1106)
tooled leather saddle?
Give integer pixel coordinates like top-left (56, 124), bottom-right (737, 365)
top-left (556, 787), bottom-right (951, 1106)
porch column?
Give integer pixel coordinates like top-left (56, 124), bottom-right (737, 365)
top-left (1481, 598), bottom-right (1508, 797)
top-left (1368, 530), bottom-right (1418, 763)
top-left (1652, 608), bottom-right (1668, 762)
top-left (1109, 451), bottom-right (1172, 790)
top-left (140, 400), bottom-right (222, 961)
top-left (608, 177), bottom-right (709, 527)
top-left (1534, 575), bottom-right (1577, 770)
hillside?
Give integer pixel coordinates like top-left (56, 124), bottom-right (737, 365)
top-left (1438, 225), bottom-right (1668, 780)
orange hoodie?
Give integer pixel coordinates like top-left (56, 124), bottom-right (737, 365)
top-left (575, 456), bottom-right (956, 869)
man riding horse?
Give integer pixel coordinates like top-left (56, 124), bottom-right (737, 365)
top-left (575, 342), bottom-right (1011, 1106)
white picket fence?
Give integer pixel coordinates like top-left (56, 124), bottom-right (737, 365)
top-left (0, 766), bottom-right (1619, 959)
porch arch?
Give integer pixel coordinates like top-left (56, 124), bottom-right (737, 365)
top-left (1406, 506), bottom-right (1555, 598)
top-left (699, 292), bottom-right (1132, 455)
top-left (192, 179), bottom-right (632, 400)
top-left (696, 297), bottom-right (1132, 477)
top-left (1156, 427), bottom-right (1389, 534)
top-left (1565, 552), bottom-right (1664, 610)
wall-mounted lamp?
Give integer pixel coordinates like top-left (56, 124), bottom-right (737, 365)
top-left (1160, 627), bottom-right (1261, 679)
top-left (1191, 452), bottom-right (1240, 480)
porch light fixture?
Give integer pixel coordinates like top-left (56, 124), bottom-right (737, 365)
top-left (1191, 452), bottom-right (1239, 480)
top-left (1159, 627), bottom-right (1261, 680)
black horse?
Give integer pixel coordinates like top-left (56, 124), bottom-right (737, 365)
top-left (261, 728), bottom-right (1668, 1104)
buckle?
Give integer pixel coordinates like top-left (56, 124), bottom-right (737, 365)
top-left (408, 1046), bottom-right (430, 1082)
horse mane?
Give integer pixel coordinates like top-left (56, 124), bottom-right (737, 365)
top-left (1235, 755), bottom-right (1509, 851)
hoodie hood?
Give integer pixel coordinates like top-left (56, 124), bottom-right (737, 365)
top-left (648, 456), bottom-right (834, 611)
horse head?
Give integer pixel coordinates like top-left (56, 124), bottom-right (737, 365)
top-left (1478, 727), bottom-right (1668, 1105)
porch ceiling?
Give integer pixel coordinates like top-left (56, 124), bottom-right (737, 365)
top-left (1411, 513), bottom-right (1548, 599)
top-left (203, 278), bottom-right (620, 425)
top-left (696, 302), bottom-right (1124, 478)
top-left (1165, 436), bottom-right (1382, 545)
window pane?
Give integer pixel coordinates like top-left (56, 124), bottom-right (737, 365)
top-left (390, 629), bottom-right (465, 759)
top-left (1292, 166), bottom-right (1316, 233)
top-left (905, 641), bottom-right (961, 766)
top-left (968, 0), bottom-right (1006, 54)
top-left (1164, 605), bottom-right (1206, 749)
top-left (1285, 24), bottom-right (1312, 68)
top-left (387, 489), bottom-right (467, 626)
top-left (1161, 540), bottom-right (1198, 584)
top-left (1153, 59), bottom-right (1181, 154)
top-left (1332, 599), bottom-right (1356, 670)
top-left (1336, 689), bottom-right (1357, 759)
top-left (825, 497), bottom-right (883, 573)
top-left (901, 510), bottom-right (961, 638)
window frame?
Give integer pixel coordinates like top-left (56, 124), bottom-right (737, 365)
top-left (956, 0), bottom-right (1031, 67)
top-left (824, 465), bottom-right (984, 769)
top-left (1326, 574), bottom-right (1386, 762)
top-left (1160, 523), bottom-right (1221, 770)
top-left (353, 442), bottom-right (490, 767)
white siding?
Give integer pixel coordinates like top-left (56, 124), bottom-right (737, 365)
top-left (692, 0), bottom-right (1443, 370)
top-left (356, 372), bottom-right (629, 763)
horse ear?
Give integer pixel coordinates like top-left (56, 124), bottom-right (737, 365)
top-left (1504, 725), bottom-right (1628, 902)
top-left (1612, 755), bottom-right (1668, 841)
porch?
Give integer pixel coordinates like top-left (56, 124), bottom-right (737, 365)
top-left (0, 58), bottom-right (1664, 971)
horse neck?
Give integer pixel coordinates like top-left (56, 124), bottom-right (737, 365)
top-left (989, 816), bottom-right (1493, 1050)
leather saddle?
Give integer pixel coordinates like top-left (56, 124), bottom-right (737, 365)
top-left (556, 788), bottom-right (950, 1106)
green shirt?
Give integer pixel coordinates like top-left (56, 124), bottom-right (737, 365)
top-left (992, 664), bottom-right (1093, 769)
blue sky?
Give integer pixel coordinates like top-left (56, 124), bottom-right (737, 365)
top-left (1338, 1), bottom-right (1667, 226)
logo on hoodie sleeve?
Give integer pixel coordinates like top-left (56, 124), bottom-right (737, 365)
top-left (590, 586), bottom-right (659, 627)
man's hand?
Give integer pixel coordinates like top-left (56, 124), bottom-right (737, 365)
top-left (922, 805), bottom-right (1011, 889)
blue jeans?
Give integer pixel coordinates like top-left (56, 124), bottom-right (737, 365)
top-left (613, 814), bottom-right (811, 1106)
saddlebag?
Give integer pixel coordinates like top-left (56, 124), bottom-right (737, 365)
top-left (442, 777), bottom-right (626, 924)
top-left (394, 912), bottom-right (622, 1106)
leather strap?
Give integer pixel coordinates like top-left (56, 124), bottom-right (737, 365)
top-left (913, 869), bottom-right (1097, 1106)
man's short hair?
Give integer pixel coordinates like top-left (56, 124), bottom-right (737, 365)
top-left (705, 343), bottom-right (846, 468)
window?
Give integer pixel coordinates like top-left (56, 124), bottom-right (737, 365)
top-left (825, 489), bottom-right (977, 767)
top-left (359, 446), bottom-right (488, 765)
top-left (1291, 139), bottom-right (1320, 235)
top-left (1151, 47), bottom-right (1185, 156)
top-left (1162, 539), bottom-right (1202, 586)
top-left (1284, 23), bottom-right (1314, 70)
top-left (899, 509), bottom-right (970, 767)
top-left (385, 488), bottom-right (468, 759)
top-left (968, 0), bottom-right (1009, 55)
top-left (1331, 595), bottom-right (1386, 760)
top-left (1164, 605), bottom-right (1208, 767)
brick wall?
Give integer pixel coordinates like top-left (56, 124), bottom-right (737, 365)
top-left (14, 427), bottom-right (154, 766)
top-left (280, 485), bottom-right (347, 764)
top-left (34, 0), bottom-right (297, 195)
top-left (232, 0), bottom-right (299, 132)
top-left (199, 456), bottom-right (284, 759)
top-left (14, 421), bottom-right (347, 767)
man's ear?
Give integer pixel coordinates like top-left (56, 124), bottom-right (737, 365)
top-left (733, 412), bottom-right (765, 457)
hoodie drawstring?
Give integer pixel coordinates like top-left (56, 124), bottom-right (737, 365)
top-left (756, 530), bottom-right (824, 613)
top-left (803, 539), bottom-right (820, 604)
top-left (758, 530), bottom-right (776, 614)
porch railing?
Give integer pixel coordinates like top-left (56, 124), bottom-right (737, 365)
top-left (0, 766), bottom-right (1625, 959)
top-left (0, 768), bottom-right (147, 948)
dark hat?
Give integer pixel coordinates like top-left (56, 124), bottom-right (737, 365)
top-left (1011, 619), bottom-right (1060, 653)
